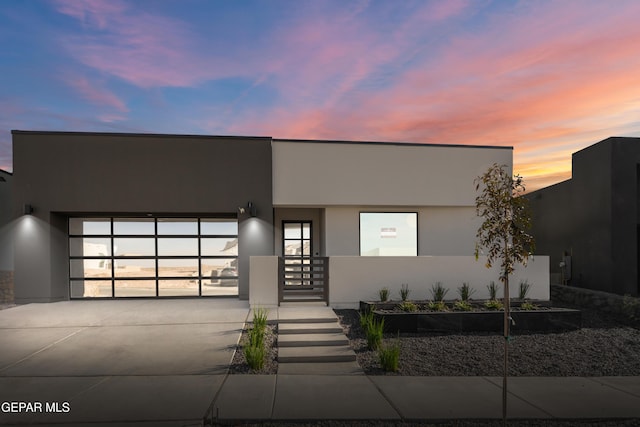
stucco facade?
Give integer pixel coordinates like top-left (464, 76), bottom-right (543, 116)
top-left (8, 131), bottom-right (548, 305)
top-left (527, 137), bottom-right (640, 296)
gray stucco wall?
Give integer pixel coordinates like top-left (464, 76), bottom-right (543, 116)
top-left (11, 131), bottom-right (274, 302)
top-left (528, 137), bottom-right (640, 296)
top-left (0, 169), bottom-right (14, 302)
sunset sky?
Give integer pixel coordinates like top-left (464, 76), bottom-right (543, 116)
top-left (2, 0), bottom-right (640, 191)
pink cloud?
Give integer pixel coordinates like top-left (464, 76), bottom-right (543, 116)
top-left (65, 75), bottom-right (128, 112)
top-left (54, 0), bottom-right (238, 87)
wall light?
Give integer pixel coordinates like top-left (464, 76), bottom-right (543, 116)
top-left (247, 202), bottom-right (257, 217)
top-left (238, 202), bottom-right (257, 217)
top-left (23, 204), bottom-right (34, 215)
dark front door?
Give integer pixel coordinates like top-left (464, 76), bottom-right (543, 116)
top-left (280, 221), bottom-right (328, 304)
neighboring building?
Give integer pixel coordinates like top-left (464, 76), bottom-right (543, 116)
top-left (526, 137), bottom-right (640, 297)
top-left (10, 130), bottom-right (549, 306)
top-left (0, 168), bottom-right (13, 303)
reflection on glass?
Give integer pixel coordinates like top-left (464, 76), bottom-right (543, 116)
top-left (70, 259), bottom-right (112, 278)
top-left (202, 279), bottom-right (238, 296)
top-left (158, 258), bottom-right (198, 277)
top-left (157, 219), bottom-right (198, 235)
top-left (69, 218), bottom-right (110, 235)
top-left (284, 223), bottom-right (301, 239)
top-left (69, 237), bottom-right (112, 257)
top-left (114, 280), bottom-right (156, 297)
top-left (359, 212), bottom-right (418, 256)
top-left (159, 279), bottom-right (198, 297)
top-left (201, 219), bottom-right (238, 235)
top-left (113, 238), bottom-right (155, 256)
top-left (70, 280), bottom-right (112, 298)
top-left (201, 238), bottom-right (237, 256)
top-left (113, 219), bottom-right (154, 235)
top-left (158, 238), bottom-right (198, 256)
top-left (302, 223), bottom-right (310, 239)
top-left (114, 259), bottom-right (155, 277)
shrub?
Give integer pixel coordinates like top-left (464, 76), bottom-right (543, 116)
top-left (430, 282), bottom-right (449, 301)
top-left (519, 280), bottom-right (532, 300)
top-left (244, 341), bottom-right (266, 370)
top-left (427, 300), bottom-right (448, 312)
top-left (399, 283), bottom-right (411, 301)
top-left (379, 287), bottom-right (390, 302)
top-left (399, 301), bottom-right (418, 312)
top-left (366, 316), bottom-right (385, 350)
top-left (453, 300), bottom-right (473, 311)
top-left (487, 281), bottom-right (500, 300)
top-left (252, 307), bottom-right (268, 331)
top-left (247, 325), bottom-right (265, 347)
top-left (520, 301), bottom-right (538, 310)
top-left (457, 283), bottom-right (475, 301)
top-left (485, 299), bottom-right (504, 311)
top-left (359, 309), bottom-right (374, 330)
top-left (378, 338), bottom-right (401, 372)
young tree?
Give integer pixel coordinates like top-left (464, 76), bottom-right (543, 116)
top-left (474, 163), bottom-right (535, 425)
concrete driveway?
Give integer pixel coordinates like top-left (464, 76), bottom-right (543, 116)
top-left (0, 299), bottom-right (249, 426)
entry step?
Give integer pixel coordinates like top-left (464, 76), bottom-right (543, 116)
top-left (278, 322), bottom-right (343, 335)
top-left (278, 333), bottom-right (349, 347)
top-left (278, 361), bottom-right (363, 375)
top-left (278, 345), bottom-right (357, 363)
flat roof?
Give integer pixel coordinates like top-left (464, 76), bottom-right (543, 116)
top-left (11, 130), bottom-right (513, 150)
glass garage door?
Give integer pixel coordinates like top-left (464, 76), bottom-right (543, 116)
top-left (69, 217), bottom-right (238, 298)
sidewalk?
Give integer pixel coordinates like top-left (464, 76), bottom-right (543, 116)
top-left (209, 374), bottom-right (640, 422)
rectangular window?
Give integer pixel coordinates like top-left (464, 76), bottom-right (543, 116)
top-left (359, 212), bottom-right (418, 256)
top-left (68, 217), bottom-right (238, 298)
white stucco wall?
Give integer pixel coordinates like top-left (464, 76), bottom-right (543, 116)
top-left (324, 206), bottom-right (481, 256)
top-left (272, 140), bottom-right (512, 207)
top-left (249, 255), bottom-right (550, 309)
top-left (329, 256), bottom-right (550, 309)
top-left (249, 256), bottom-right (279, 307)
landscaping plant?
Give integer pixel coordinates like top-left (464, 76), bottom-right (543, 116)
top-left (458, 282), bottom-right (475, 301)
top-left (430, 282), bottom-right (449, 301)
top-left (399, 301), bottom-right (418, 312)
top-left (378, 336), bottom-right (401, 372)
top-left (485, 299), bottom-right (504, 310)
top-left (427, 300), bottom-right (448, 312)
top-left (475, 163), bottom-right (535, 426)
top-left (365, 316), bottom-right (385, 350)
top-left (359, 309), bottom-right (374, 330)
top-left (518, 280), bottom-right (532, 300)
top-left (487, 281), bottom-right (500, 300)
top-left (453, 300), bottom-right (473, 311)
top-left (243, 307), bottom-right (269, 370)
top-left (378, 287), bottom-right (390, 302)
top-left (520, 301), bottom-right (538, 311)
top-left (399, 283), bottom-right (411, 301)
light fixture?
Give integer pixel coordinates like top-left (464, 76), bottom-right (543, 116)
top-left (238, 202), bottom-right (257, 217)
top-left (247, 201), bottom-right (257, 217)
top-left (23, 204), bottom-right (34, 215)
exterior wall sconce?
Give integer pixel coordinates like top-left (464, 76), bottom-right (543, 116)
top-left (238, 202), bottom-right (257, 217)
top-left (23, 204), bottom-right (34, 215)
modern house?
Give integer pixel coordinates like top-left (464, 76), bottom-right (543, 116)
top-left (526, 137), bottom-right (640, 297)
top-left (9, 131), bottom-right (549, 307)
top-left (0, 168), bottom-right (13, 303)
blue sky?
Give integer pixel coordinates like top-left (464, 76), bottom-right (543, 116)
top-left (2, 0), bottom-right (640, 190)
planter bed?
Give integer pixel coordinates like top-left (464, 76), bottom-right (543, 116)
top-left (359, 301), bottom-right (581, 333)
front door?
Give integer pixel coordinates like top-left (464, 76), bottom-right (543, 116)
top-left (282, 221), bottom-right (312, 284)
top-left (280, 220), bottom-right (328, 303)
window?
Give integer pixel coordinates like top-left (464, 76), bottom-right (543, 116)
top-left (359, 212), bottom-right (417, 256)
top-left (68, 217), bottom-right (238, 298)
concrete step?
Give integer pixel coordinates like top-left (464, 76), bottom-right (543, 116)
top-left (278, 333), bottom-right (349, 347)
top-left (278, 322), bottom-right (343, 335)
top-left (277, 361), bottom-right (363, 375)
top-left (278, 345), bottom-right (357, 363)
top-left (277, 308), bottom-right (338, 324)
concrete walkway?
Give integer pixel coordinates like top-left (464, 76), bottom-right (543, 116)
top-left (2, 301), bottom-right (640, 425)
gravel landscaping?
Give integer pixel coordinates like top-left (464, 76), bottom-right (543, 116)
top-left (335, 305), bottom-right (640, 377)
